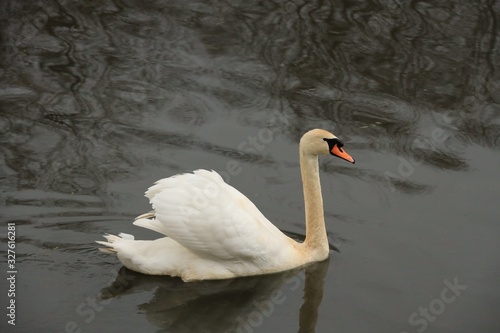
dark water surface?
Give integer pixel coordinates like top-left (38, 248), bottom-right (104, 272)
top-left (1, 0), bottom-right (500, 332)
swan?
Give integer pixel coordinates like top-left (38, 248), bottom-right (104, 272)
top-left (97, 129), bottom-right (355, 281)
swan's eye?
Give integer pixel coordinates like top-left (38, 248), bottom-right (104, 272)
top-left (323, 138), bottom-right (344, 148)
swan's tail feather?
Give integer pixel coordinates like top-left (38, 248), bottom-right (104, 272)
top-left (133, 217), bottom-right (168, 236)
top-left (98, 247), bottom-right (116, 254)
top-left (96, 233), bottom-right (134, 253)
top-left (135, 211), bottom-right (156, 220)
top-left (118, 232), bottom-right (135, 240)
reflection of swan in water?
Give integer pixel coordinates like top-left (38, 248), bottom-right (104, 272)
top-left (97, 129), bottom-right (354, 281)
top-left (100, 259), bottom-right (330, 333)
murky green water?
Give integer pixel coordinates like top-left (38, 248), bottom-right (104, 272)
top-left (1, 0), bottom-right (499, 332)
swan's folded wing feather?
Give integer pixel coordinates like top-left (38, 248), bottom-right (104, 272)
top-left (146, 170), bottom-right (288, 261)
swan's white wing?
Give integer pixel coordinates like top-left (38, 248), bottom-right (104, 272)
top-left (136, 169), bottom-right (290, 261)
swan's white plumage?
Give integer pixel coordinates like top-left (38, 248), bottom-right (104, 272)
top-left (145, 170), bottom-right (291, 260)
top-left (98, 169), bottom-right (303, 281)
top-left (97, 129), bottom-right (355, 281)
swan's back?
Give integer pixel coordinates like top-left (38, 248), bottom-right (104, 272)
top-left (136, 170), bottom-right (297, 262)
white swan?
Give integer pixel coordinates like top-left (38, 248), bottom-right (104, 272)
top-left (97, 129), bottom-right (355, 281)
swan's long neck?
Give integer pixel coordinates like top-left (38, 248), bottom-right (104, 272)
top-left (299, 146), bottom-right (329, 259)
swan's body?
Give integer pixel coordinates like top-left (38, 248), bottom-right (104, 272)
top-left (97, 129), bottom-right (354, 281)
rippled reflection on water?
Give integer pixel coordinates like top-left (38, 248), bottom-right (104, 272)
top-left (1, 0), bottom-right (499, 332)
top-left (97, 260), bottom-right (328, 333)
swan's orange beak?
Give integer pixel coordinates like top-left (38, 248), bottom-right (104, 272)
top-left (331, 144), bottom-right (355, 164)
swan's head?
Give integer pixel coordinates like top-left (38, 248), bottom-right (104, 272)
top-left (300, 129), bottom-right (355, 164)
